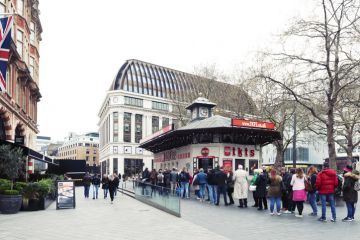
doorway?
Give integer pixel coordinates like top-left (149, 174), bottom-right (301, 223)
top-left (198, 158), bottom-right (214, 172)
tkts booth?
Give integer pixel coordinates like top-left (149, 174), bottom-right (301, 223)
top-left (140, 98), bottom-right (282, 175)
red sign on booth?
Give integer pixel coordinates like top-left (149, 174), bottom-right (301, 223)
top-left (231, 119), bottom-right (275, 130)
top-left (201, 148), bottom-right (209, 157)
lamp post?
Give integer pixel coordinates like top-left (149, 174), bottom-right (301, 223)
top-left (292, 109), bottom-right (297, 168)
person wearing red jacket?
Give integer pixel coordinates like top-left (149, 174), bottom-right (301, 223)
top-left (315, 162), bottom-right (338, 222)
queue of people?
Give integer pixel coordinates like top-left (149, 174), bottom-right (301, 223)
top-left (139, 162), bottom-right (359, 223)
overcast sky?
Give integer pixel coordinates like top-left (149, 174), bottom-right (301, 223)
top-left (38, 0), bottom-right (314, 141)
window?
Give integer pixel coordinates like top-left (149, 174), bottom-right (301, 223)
top-left (297, 147), bottom-right (309, 162)
top-left (124, 112), bottom-right (132, 142)
top-left (85, 143), bottom-right (90, 147)
top-left (113, 112), bottom-right (119, 142)
top-left (5, 67), bottom-right (11, 96)
top-left (30, 22), bottom-right (36, 43)
top-left (86, 156), bottom-right (89, 161)
top-left (124, 96), bottom-right (143, 107)
top-left (16, 30), bottom-right (23, 58)
top-left (93, 156), bottom-right (96, 162)
top-left (152, 116), bottom-right (159, 133)
top-left (0, 0), bottom-right (5, 14)
top-left (135, 114), bottom-right (143, 143)
top-left (17, 0), bottom-right (24, 16)
top-left (152, 101), bottom-right (169, 111)
top-left (162, 117), bottom-right (170, 128)
top-left (29, 57), bottom-right (35, 77)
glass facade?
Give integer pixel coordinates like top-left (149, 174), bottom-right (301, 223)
top-left (152, 116), bottom-right (159, 133)
top-left (113, 112), bottom-right (119, 142)
top-left (124, 112), bottom-right (132, 142)
top-left (152, 101), bottom-right (169, 111)
top-left (162, 117), bottom-right (170, 128)
top-left (135, 114), bottom-right (143, 143)
top-left (124, 96), bottom-right (143, 107)
top-left (284, 147), bottom-right (309, 162)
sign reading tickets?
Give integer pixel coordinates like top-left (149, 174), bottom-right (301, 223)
top-left (56, 181), bottom-right (76, 209)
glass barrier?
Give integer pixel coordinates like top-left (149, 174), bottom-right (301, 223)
top-left (132, 180), bottom-right (181, 217)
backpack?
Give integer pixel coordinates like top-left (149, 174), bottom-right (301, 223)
top-left (305, 178), bottom-right (313, 192)
top-left (354, 181), bottom-right (360, 191)
top-left (179, 172), bottom-right (187, 182)
top-left (335, 175), bottom-right (343, 196)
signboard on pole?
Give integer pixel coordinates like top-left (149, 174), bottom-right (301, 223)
top-left (231, 119), bottom-right (275, 130)
top-left (56, 180), bottom-right (76, 209)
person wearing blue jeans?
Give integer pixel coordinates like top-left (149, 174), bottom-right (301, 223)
top-left (181, 181), bottom-right (189, 198)
top-left (269, 197), bottom-right (281, 215)
top-left (208, 184), bottom-right (218, 204)
top-left (91, 174), bottom-right (101, 199)
top-left (320, 194), bottom-right (336, 221)
top-left (308, 192), bottom-right (318, 215)
top-left (307, 166), bottom-right (318, 216)
top-left (342, 166), bottom-right (359, 222)
top-left (196, 168), bottom-right (208, 202)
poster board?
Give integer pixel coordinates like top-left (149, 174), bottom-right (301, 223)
top-left (56, 180), bottom-right (76, 209)
top-left (223, 159), bottom-right (233, 173)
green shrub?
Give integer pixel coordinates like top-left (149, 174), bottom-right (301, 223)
top-left (3, 189), bottom-right (20, 195)
top-left (0, 179), bottom-right (11, 194)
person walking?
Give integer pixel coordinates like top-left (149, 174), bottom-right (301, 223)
top-left (196, 168), bottom-right (208, 202)
top-left (342, 166), bottom-right (360, 222)
top-left (91, 173), bottom-right (101, 199)
top-left (233, 165), bottom-right (249, 208)
top-left (255, 168), bottom-right (268, 211)
top-left (113, 173), bottom-right (120, 196)
top-left (307, 166), bottom-right (318, 216)
top-left (268, 169), bottom-right (283, 216)
top-left (207, 168), bottom-right (218, 205)
top-left (108, 174), bottom-right (117, 204)
top-left (101, 174), bottom-right (109, 199)
top-left (291, 168), bottom-right (307, 218)
top-left (215, 166), bottom-right (229, 206)
top-left (82, 172), bottom-right (91, 198)
top-left (316, 162), bottom-right (338, 222)
top-left (226, 170), bottom-right (235, 205)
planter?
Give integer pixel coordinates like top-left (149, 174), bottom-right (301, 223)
top-left (21, 197), bottom-right (54, 211)
top-left (0, 194), bottom-right (22, 214)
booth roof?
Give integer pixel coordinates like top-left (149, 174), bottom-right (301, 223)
top-left (139, 115), bottom-right (282, 153)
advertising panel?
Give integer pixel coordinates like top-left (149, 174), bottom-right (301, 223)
top-left (223, 159), bottom-right (233, 173)
top-left (56, 180), bottom-right (76, 209)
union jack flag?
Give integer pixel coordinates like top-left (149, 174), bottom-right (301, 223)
top-left (0, 16), bottom-right (13, 92)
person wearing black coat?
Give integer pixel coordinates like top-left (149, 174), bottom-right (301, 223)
top-left (227, 171), bottom-right (235, 205)
top-left (108, 175), bottom-right (117, 204)
top-left (215, 167), bottom-right (229, 206)
top-left (255, 170), bottom-right (268, 210)
top-left (342, 166), bottom-right (360, 222)
top-left (113, 173), bottom-right (120, 196)
top-left (91, 174), bottom-right (101, 199)
top-left (101, 174), bottom-right (109, 199)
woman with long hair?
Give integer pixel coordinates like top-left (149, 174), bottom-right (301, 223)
top-left (267, 169), bottom-right (283, 215)
top-left (307, 166), bottom-right (318, 216)
top-left (290, 168), bottom-right (307, 217)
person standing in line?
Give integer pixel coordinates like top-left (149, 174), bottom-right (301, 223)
top-left (170, 168), bottom-right (178, 195)
top-left (291, 168), bottom-right (307, 218)
top-left (91, 173), bottom-right (101, 199)
top-left (316, 162), bottom-right (338, 222)
top-left (82, 172), bottom-right (91, 198)
top-left (192, 169), bottom-right (201, 200)
top-left (307, 166), bottom-right (318, 216)
top-left (108, 174), bottom-right (117, 204)
top-left (157, 169), bottom-right (164, 195)
top-left (179, 167), bottom-right (190, 199)
top-left (268, 169), bottom-right (283, 216)
top-left (207, 167), bottom-right (218, 205)
top-left (250, 169), bottom-right (261, 207)
top-left (280, 167), bottom-right (291, 212)
top-left (196, 168), bottom-right (207, 202)
top-left (255, 168), bottom-right (268, 211)
top-left (226, 170), bottom-right (235, 205)
top-left (215, 166), bottom-right (229, 206)
top-left (342, 166), bottom-right (359, 222)
top-left (233, 165), bottom-right (249, 208)
top-left (101, 174), bottom-right (109, 199)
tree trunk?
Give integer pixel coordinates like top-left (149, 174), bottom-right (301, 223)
top-left (327, 107), bottom-right (337, 170)
top-left (346, 137), bottom-right (353, 165)
top-left (274, 140), bottom-right (284, 169)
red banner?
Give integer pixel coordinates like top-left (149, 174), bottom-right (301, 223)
top-left (231, 119), bottom-right (275, 130)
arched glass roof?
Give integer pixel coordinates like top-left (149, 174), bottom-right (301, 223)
top-left (110, 59), bottom-right (257, 114)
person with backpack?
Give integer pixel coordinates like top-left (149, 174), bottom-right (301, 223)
top-left (307, 166), bottom-right (318, 216)
top-left (342, 166), bottom-right (360, 222)
top-left (316, 162), bottom-right (338, 222)
top-left (196, 168), bottom-right (208, 202)
top-left (179, 167), bottom-right (190, 199)
top-left (268, 169), bottom-right (283, 216)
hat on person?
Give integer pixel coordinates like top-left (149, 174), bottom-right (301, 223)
top-left (323, 162), bottom-right (330, 168)
top-left (343, 165), bottom-right (353, 172)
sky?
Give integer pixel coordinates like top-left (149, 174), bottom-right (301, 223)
top-left (38, 0), bottom-right (314, 141)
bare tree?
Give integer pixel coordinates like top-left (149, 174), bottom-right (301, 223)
top-left (258, 0), bottom-right (360, 169)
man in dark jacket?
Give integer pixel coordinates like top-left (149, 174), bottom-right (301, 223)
top-left (83, 172), bottom-right (91, 198)
top-left (91, 174), bottom-right (101, 199)
top-left (316, 162), bottom-right (338, 222)
top-left (215, 167), bottom-right (228, 206)
top-left (207, 168), bottom-right (218, 204)
top-left (280, 167), bottom-right (291, 212)
top-left (113, 173), bottom-right (120, 196)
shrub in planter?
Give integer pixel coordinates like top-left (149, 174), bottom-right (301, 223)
top-left (0, 145), bottom-right (25, 214)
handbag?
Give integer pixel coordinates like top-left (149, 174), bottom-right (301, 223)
top-left (249, 185), bottom-right (257, 192)
top-left (354, 181), bottom-right (360, 191)
top-left (305, 178), bottom-right (313, 192)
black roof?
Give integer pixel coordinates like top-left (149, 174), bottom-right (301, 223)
top-left (140, 115), bottom-right (281, 153)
